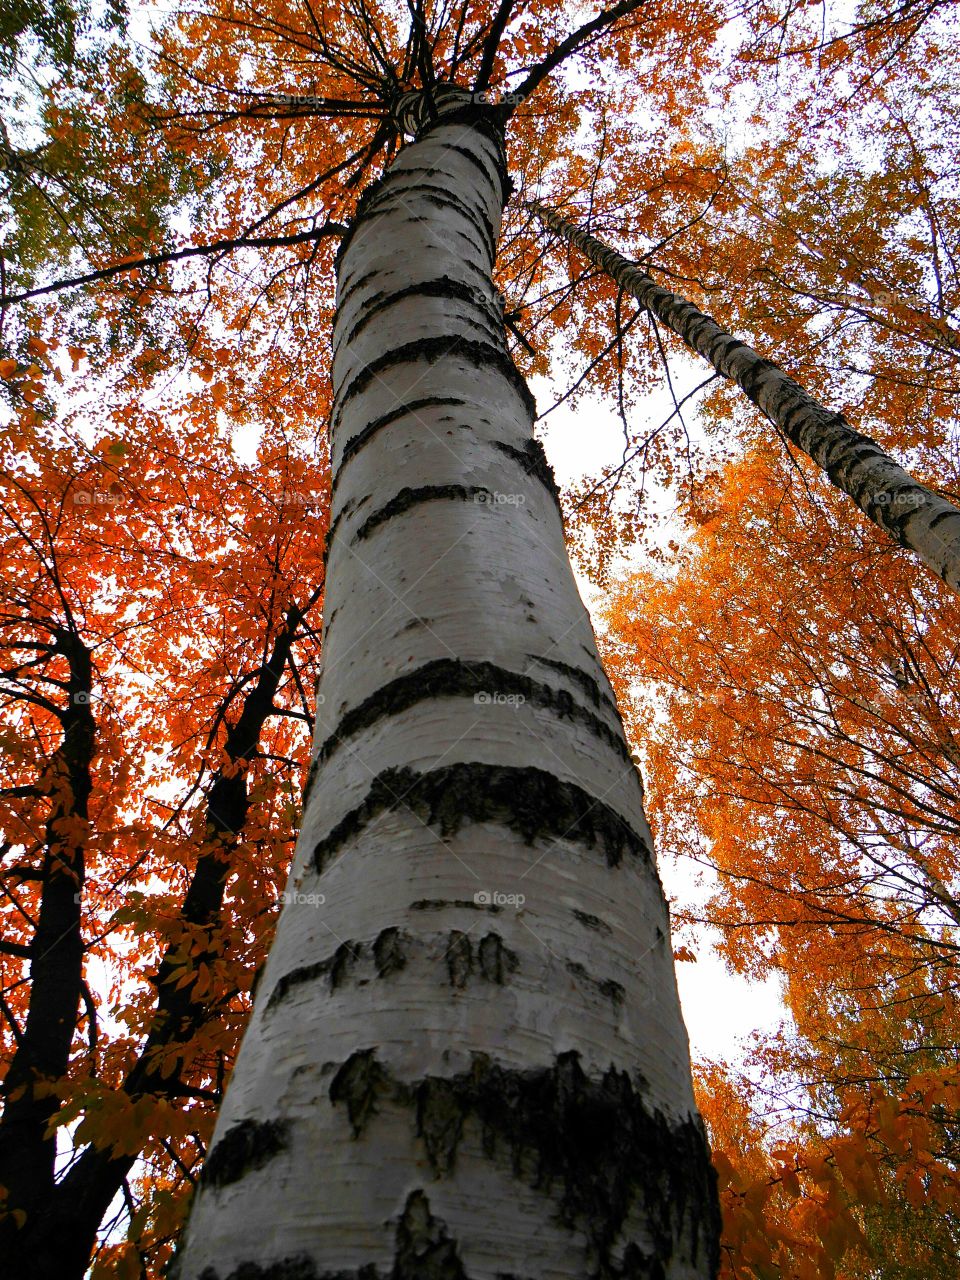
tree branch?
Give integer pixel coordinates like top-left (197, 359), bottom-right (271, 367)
top-left (2, 223), bottom-right (347, 307)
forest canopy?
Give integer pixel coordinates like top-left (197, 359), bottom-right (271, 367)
top-left (1, 0), bottom-right (958, 1275)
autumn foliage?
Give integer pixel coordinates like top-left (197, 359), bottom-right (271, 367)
top-left (1, 0), bottom-right (958, 1274)
top-left (603, 439), bottom-right (960, 1276)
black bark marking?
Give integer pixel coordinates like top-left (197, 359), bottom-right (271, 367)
top-left (318, 1050), bottom-right (720, 1279)
top-left (572, 909), bottom-right (612, 935)
top-left (329, 1048), bottom-right (391, 1137)
top-left (346, 277), bottom-right (502, 346)
top-left (353, 176), bottom-right (496, 263)
top-left (425, 1052), bottom-right (718, 1276)
top-left (249, 959), bottom-right (266, 1003)
top-left (334, 159), bottom-right (416, 271)
top-left (449, 141), bottom-right (504, 199)
top-left (198, 1258), bottom-right (319, 1280)
top-left (234, 1049), bottom-right (718, 1278)
top-left (311, 763), bottom-right (651, 874)
top-left (492, 438), bottom-right (560, 511)
top-left (616, 1246), bottom-right (668, 1280)
top-left (344, 185), bottom-right (495, 271)
top-left (198, 1262), bottom-right (382, 1280)
top-left (446, 930), bottom-right (473, 988)
top-left (343, 179), bottom-right (489, 262)
top-left (416, 1079), bottom-right (465, 1174)
top-left (566, 960), bottom-right (625, 1008)
top-left (332, 396), bottom-right (469, 495)
top-left (393, 1189), bottom-right (468, 1280)
top-left (313, 658), bottom-right (631, 767)
top-left (271, 930), bottom-right (496, 1013)
top-left (265, 941), bottom-right (361, 1012)
top-left (477, 932), bottom-right (518, 984)
top-left (333, 336), bottom-right (535, 432)
top-left (395, 212), bottom-right (481, 260)
top-left (354, 486), bottom-right (490, 542)
top-left (373, 926), bottom-right (408, 977)
top-left (415, 189), bottom-right (496, 262)
top-left (929, 508), bottom-right (955, 531)
top-left (323, 495), bottom-right (370, 567)
top-left (301, 755), bottom-right (321, 809)
top-left (200, 1118), bottom-right (288, 1190)
top-left (202, 1189), bottom-right (469, 1279)
top-left (527, 653), bottom-right (619, 719)
top-left (367, 149), bottom-right (502, 250)
top-left (415, 105), bottom-right (511, 202)
top-left (411, 898), bottom-right (502, 913)
top-left (334, 264), bottom-right (381, 318)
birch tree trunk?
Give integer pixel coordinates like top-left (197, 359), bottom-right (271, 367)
top-left (173, 88), bottom-right (719, 1280)
top-left (528, 200), bottom-right (960, 596)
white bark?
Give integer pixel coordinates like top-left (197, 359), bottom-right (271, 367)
top-left (174, 88), bottom-right (718, 1280)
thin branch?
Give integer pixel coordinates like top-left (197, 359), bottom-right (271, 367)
top-left (3, 224), bottom-right (347, 307)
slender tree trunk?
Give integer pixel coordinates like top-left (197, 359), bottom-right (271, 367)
top-left (528, 200), bottom-right (960, 596)
top-left (174, 88), bottom-right (719, 1280)
top-left (0, 630), bottom-right (93, 1252)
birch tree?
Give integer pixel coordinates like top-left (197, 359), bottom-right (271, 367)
top-left (171, 80), bottom-right (719, 1280)
top-left (527, 200), bottom-right (960, 595)
top-left (2, 0), bottom-right (726, 1270)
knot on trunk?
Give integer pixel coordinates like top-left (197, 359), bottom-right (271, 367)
top-left (391, 83), bottom-right (481, 137)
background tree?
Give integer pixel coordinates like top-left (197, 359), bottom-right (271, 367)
top-left (0, 343), bottom-right (328, 1276)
